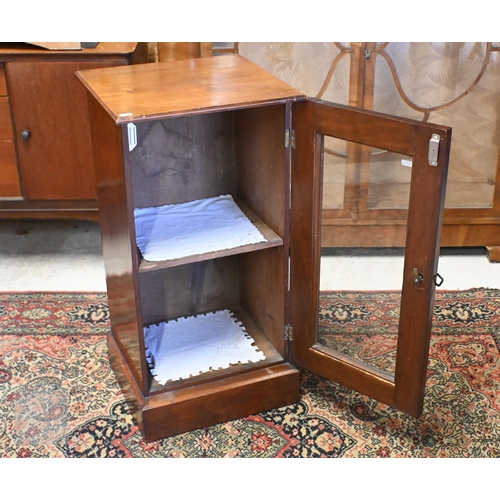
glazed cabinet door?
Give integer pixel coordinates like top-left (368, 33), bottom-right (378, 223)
top-left (289, 99), bottom-right (451, 417)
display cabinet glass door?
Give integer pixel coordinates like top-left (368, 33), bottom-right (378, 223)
top-left (289, 99), bottom-right (451, 417)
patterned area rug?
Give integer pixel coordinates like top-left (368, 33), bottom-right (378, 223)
top-left (1, 289), bottom-right (500, 458)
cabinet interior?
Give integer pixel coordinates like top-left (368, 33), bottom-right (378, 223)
top-left (128, 104), bottom-right (289, 395)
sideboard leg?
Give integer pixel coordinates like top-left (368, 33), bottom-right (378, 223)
top-left (486, 246), bottom-right (500, 263)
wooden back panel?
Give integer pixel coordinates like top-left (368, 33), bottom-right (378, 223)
top-left (140, 258), bottom-right (239, 325)
top-left (131, 113), bottom-right (236, 208)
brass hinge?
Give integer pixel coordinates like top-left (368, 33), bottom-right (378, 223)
top-left (285, 324), bottom-right (293, 341)
top-left (285, 129), bottom-right (296, 149)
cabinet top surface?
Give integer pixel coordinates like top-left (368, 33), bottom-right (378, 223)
top-left (76, 55), bottom-right (307, 123)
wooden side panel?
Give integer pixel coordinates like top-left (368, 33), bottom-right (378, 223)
top-left (7, 61), bottom-right (124, 201)
top-left (86, 91), bottom-right (147, 393)
top-left (239, 248), bottom-right (286, 357)
top-left (236, 105), bottom-right (288, 356)
top-left (130, 113), bottom-right (237, 208)
top-left (0, 96), bottom-right (21, 198)
top-left (236, 105), bottom-right (287, 234)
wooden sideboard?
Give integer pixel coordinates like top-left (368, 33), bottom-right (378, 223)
top-left (0, 42), bottom-right (146, 221)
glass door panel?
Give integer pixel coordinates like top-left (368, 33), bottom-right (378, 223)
top-left (318, 139), bottom-right (412, 377)
top-left (367, 150), bottom-right (413, 210)
top-left (290, 99), bottom-right (451, 418)
top-left (322, 136), bottom-right (347, 210)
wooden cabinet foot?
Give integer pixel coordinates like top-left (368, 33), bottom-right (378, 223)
top-left (486, 246), bottom-right (500, 263)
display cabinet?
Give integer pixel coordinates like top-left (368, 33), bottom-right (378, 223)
top-left (239, 42), bottom-right (500, 261)
top-left (77, 55), bottom-right (451, 441)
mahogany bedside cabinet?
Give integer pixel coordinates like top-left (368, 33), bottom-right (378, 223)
top-left (77, 55), bottom-right (451, 441)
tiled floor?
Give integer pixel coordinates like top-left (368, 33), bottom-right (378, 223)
top-left (0, 219), bottom-right (498, 292)
top-left (0, 219), bottom-right (106, 292)
top-left (320, 247), bottom-right (500, 291)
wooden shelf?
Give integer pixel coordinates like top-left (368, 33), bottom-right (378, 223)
top-left (148, 305), bottom-right (284, 394)
top-left (138, 197), bottom-right (283, 272)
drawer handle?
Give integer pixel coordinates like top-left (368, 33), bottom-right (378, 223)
top-left (21, 129), bottom-right (32, 141)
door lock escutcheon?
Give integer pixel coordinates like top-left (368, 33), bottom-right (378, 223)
top-left (413, 268), bottom-right (424, 285)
